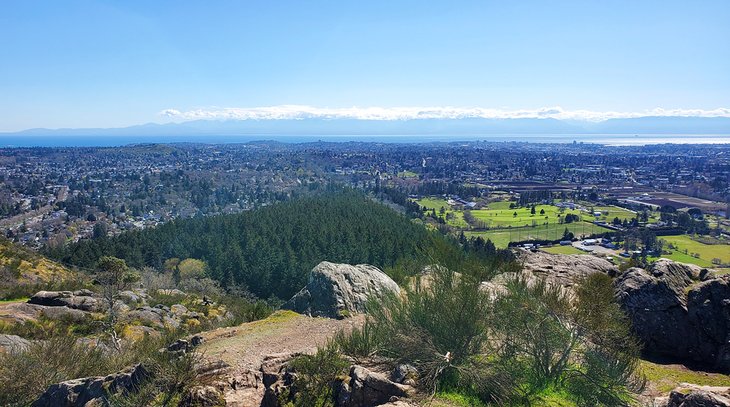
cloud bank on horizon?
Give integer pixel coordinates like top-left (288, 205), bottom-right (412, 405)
top-left (160, 106), bottom-right (730, 122)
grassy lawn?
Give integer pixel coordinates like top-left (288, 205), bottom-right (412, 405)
top-left (466, 221), bottom-right (610, 248)
top-left (588, 205), bottom-right (637, 223)
top-left (660, 235), bottom-right (730, 265)
top-left (542, 245), bottom-right (585, 255)
top-left (415, 197), bottom-right (468, 228)
top-left (470, 204), bottom-right (583, 228)
top-left (649, 252), bottom-right (714, 268)
top-left (0, 297), bottom-right (29, 304)
top-left (397, 170), bottom-right (418, 178)
top-left (641, 360), bottom-right (730, 393)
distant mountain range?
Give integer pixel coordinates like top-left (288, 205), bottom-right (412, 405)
top-left (4, 116), bottom-right (730, 138)
top-left (0, 116), bottom-right (730, 146)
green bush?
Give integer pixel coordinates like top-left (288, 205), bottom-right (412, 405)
top-left (284, 341), bottom-right (349, 407)
top-left (330, 267), bottom-right (644, 406)
top-left (358, 267), bottom-right (492, 392)
top-left (0, 331), bottom-right (211, 406)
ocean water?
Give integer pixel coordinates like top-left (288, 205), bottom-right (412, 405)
top-left (0, 133), bottom-right (728, 147)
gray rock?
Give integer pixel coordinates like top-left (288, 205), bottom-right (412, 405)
top-left (179, 385), bottom-right (225, 407)
top-left (118, 289), bottom-right (149, 306)
top-left (171, 303), bottom-right (189, 316)
top-left (516, 249), bottom-right (619, 287)
top-left (31, 363), bottom-right (150, 407)
top-left (338, 365), bottom-right (412, 407)
top-left (616, 264), bottom-right (698, 361)
top-left (666, 384), bottom-right (730, 407)
top-left (687, 275), bottom-right (730, 371)
top-left (390, 364), bottom-right (418, 386)
top-left (29, 290), bottom-right (100, 312)
top-left (282, 261), bottom-right (400, 318)
top-left (167, 335), bottom-right (204, 354)
top-left (39, 306), bottom-right (89, 322)
top-left (0, 334), bottom-right (31, 353)
top-left (127, 306), bottom-right (180, 329)
top-left (616, 261), bottom-right (730, 371)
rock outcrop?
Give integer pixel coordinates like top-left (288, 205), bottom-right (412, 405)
top-left (283, 261), bottom-right (400, 318)
top-left (29, 290), bottom-right (101, 312)
top-left (31, 364), bottom-right (150, 407)
top-left (337, 365), bottom-right (413, 407)
top-left (661, 383), bottom-right (730, 407)
top-left (687, 275), bottom-right (730, 371)
top-left (0, 334), bottom-right (31, 353)
top-left (515, 248), bottom-right (619, 288)
top-left (615, 260), bottom-right (728, 370)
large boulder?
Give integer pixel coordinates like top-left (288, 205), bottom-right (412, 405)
top-left (616, 260), bottom-right (729, 370)
top-left (515, 249), bottom-right (619, 288)
top-left (31, 364), bottom-right (150, 407)
top-left (28, 290), bottom-right (100, 312)
top-left (615, 265), bottom-right (696, 358)
top-left (687, 275), bottom-right (730, 371)
top-left (283, 262), bottom-right (400, 318)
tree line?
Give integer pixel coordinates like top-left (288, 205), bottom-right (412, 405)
top-left (47, 191), bottom-right (445, 300)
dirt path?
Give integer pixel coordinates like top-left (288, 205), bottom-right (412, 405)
top-left (198, 310), bottom-right (364, 372)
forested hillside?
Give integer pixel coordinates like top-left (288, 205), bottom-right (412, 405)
top-left (48, 192), bottom-right (438, 299)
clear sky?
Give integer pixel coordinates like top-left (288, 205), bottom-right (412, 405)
top-left (1, 1), bottom-right (729, 131)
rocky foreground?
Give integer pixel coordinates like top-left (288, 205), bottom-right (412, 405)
top-left (21, 254), bottom-right (730, 406)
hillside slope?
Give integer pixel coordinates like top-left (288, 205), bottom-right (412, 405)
top-left (0, 238), bottom-right (80, 299)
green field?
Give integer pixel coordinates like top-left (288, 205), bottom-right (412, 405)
top-left (466, 221), bottom-right (610, 248)
top-left (415, 197), bottom-right (468, 228)
top-left (397, 170), bottom-right (418, 178)
top-left (659, 235), bottom-right (730, 265)
top-left (0, 297), bottom-right (28, 304)
top-left (415, 197), bottom-right (614, 248)
top-left (469, 204), bottom-right (585, 228)
top-left (542, 245), bottom-right (585, 255)
top-left (587, 205), bottom-right (637, 223)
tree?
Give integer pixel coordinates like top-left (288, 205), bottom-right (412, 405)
top-left (540, 208), bottom-right (545, 215)
top-left (513, 211), bottom-right (518, 218)
top-left (96, 256), bottom-right (139, 350)
top-left (92, 222), bottom-right (108, 239)
top-left (562, 228), bottom-right (574, 241)
top-left (178, 258), bottom-right (208, 281)
top-left (531, 206), bottom-right (537, 215)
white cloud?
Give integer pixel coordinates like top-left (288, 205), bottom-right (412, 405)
top-left (159, 105), bottom-right (730, 122)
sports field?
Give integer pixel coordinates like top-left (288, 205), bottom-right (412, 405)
top-left (659, 235), bottom-right (730, 265)
top-left (465, 221), bottom-right (610, 248)
top-left (542, 245), bottom-right (585, 255)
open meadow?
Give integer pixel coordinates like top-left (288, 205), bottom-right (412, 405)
top-left (659, 235), bottom-right (730, 265)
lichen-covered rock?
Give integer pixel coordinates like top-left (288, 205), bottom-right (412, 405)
top-left (30, 364), bottom-right (150, 407)
top-left (687, 275), bottom-right (730, 371)
top-left (127, 306), bottom-right (180, 329)
top-left (616, 261), bottom-right (729, 370)
top-left (515, 249), bottom-right (619, 287)
top-left (390, 364), bottom-right (418, 386)
top-left (337, 365), bottom-right (413, 407)
top-left (0, 334), bottom-right (31, 353)
top-left (615, 265), bottom-right (696, 358)
top-left (282, 262), bottom-right (400, 319)
top-left (118, 289), bottom-right (150, 306)
top-left (665, 383), bottom-right (730, 407)
top-left (29, 290), bottom-right (100, 312)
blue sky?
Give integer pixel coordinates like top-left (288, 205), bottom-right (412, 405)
top-left (1, 1), bottom-right (729, 131)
